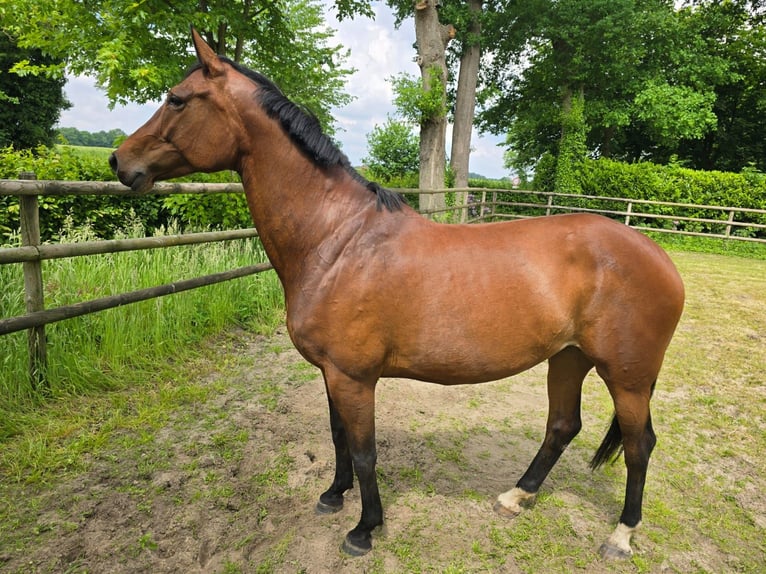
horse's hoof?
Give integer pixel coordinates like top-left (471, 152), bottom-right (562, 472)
top-left (598, 542), bottom-right (633, 560)
top-left (493, 500), bottom-right (521, 519)
top-left (341, 535), bottom-right (372, 557)
top-left (315, 499), bottom-right (343, 515)
top-left (316, 491), bottom-right (344, 515)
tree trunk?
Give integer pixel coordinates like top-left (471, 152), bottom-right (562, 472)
top-left (450, 0), bottom-right (482, 221)
top-left (414, 0), bottom-right (453, 214)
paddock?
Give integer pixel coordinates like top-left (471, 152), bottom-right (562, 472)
top-left (0, 250), bottom-right (763, 573)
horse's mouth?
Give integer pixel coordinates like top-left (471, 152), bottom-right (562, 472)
top-left (127, 172), bottom-right (155, 194)
top-left (116, 170), bottom-right (154, 195)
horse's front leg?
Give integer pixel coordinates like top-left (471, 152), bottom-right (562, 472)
top-left (320, 367), bottom-right (382, 556)
top-left (316, 395), bottom-right (354, 514)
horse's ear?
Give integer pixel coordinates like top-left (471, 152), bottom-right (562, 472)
top-left (191, 26), bottom-right (226, 78)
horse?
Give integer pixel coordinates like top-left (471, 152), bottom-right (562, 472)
top-left (110, 28), bottom-right (685, 560)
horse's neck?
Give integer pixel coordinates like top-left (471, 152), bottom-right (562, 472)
top-left (239, 158), bottom-right (372, 283)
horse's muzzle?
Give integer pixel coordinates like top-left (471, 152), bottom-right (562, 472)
top-left (110, 152), bottom-right (153, 194)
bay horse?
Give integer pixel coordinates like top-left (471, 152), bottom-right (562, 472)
top-left (110, 29), bottom-right (685, 560)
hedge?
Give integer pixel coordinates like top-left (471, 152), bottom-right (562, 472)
top-left (577, 158), bottom-right (766, 236)
top-left (0, 146), bottom-right (248, 242)
top-left (578, 158), bottom-right (766, 208)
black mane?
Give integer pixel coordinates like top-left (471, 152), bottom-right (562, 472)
top-left (186, 60), bottom-right (405, 212)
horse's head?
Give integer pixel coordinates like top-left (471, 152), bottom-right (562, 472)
top-left (110, 29), bottom-right (246, 193)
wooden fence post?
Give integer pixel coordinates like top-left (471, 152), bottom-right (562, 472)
top-left (625, 201), bottom-right (633, 226)
top-left (18, 171), bottom-right (48, 392)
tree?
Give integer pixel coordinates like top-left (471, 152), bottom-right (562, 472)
top-left (554, 86), bottom-right (586, 193)
top-left (449, 0), bottom-right (482, 191)
top-left (477, 0), bottom-right (758, 175)
top-left (344, 1), bottom-right (489, 201)
top-left (363, 118), bottom-right (419, 184)
top-left (58, 128), bottom-right (128, 148)
top-left (0, 32), bottom-right (70, 149)
top-left (440, 0), bottom-right (484, 220)
top-left (479, 0), bottom-right (671, 172)
top-left (4, 0), bottom-right (359, 133)
top-left (675, 0), bottom-right (766, 172)
top-left (412, 0), bottom-right (454, 210)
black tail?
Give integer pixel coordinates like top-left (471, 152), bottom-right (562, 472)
top-left (591, 380), bottom-right (657, 470)
top-left (590, 414), bottom-right (623, 470)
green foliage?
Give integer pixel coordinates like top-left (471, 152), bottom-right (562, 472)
top-left (58, 127), bottom-right (127, 148)
top-left (577, 158), bottom-right (766, 235)
top-left (554, 88), bottom-right (586, 194)
top-left (478, 0), bottom-right (764, 173)
top-left (532, 152), bottom-right (557, 193)
top-left (363, 118), bottom-right (420, 183)
top-left (4, 0), bottom-right (360, 134)
top-left (0, 33), bottom-right (69, 149)
top-left (578, 158), bottom-right (766, 208)
top-left (163, 171), bottom-right (252, 231)
top-left (0, 146), bottom-right (254, 238)
top-left (0, 145), bottom-right (113, 181)
top-left (390, 68), bottom-right (448, 126)
top-left (633, 81), bottom-right (717, 147)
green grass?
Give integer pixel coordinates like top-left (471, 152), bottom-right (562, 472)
top-left (57, 145), bottom-right (114, 161)
top-left (0, 219), bottom-right (285, 442)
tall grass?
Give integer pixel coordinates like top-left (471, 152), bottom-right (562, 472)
top-left (0, 218), bottom-right (284, 440)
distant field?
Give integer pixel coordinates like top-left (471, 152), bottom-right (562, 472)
top-left (56, 145), bottom-right (114, 159)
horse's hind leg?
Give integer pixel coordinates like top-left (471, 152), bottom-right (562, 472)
top-left (495, 346), bottom-right (593, 517)
top-left (597, 384), bottom-right (656, 559)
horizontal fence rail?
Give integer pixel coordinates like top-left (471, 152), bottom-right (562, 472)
top-left (411, 187), bottom-right (766, 242)
top-left (0, 179), bottom-right (245, 196)
top-left (1, 180), bottom-right (269, 336)
top-left (2, 177), bottom-right (765, 388)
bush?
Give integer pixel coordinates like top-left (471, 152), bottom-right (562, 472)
top-left (0, 145), bottom-right (168, 241)
top-left (577, 158), bottom-right (766, 235)
top-left (578, 158), bottom-right (766, 208)
top-left (162, 170), bottom-right (251, 230)
top-left (363, 118), bottom-right (419, 183)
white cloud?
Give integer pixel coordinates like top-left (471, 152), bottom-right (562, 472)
top-left (58, 4), bottom-right (508, 179)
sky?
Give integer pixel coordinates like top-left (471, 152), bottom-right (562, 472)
top-left (57, 3), bottom-right (509, 179)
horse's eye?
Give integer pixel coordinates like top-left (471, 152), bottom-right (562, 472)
top-left (167, 94), bottom-right (185, 109)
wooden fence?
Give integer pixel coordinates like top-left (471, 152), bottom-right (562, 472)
top-left (415, 187), bottom-right (766, 242)
top-left (2, 178), bottom-right (765, 388)
top-left (0, 177), bottom-right (267, 391)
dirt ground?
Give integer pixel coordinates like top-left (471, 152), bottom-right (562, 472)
top-left (1, 311), bottom-right (764, 573)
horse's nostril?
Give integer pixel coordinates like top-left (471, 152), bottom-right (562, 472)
top-left (108, 152), bottom-right (118, 173)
